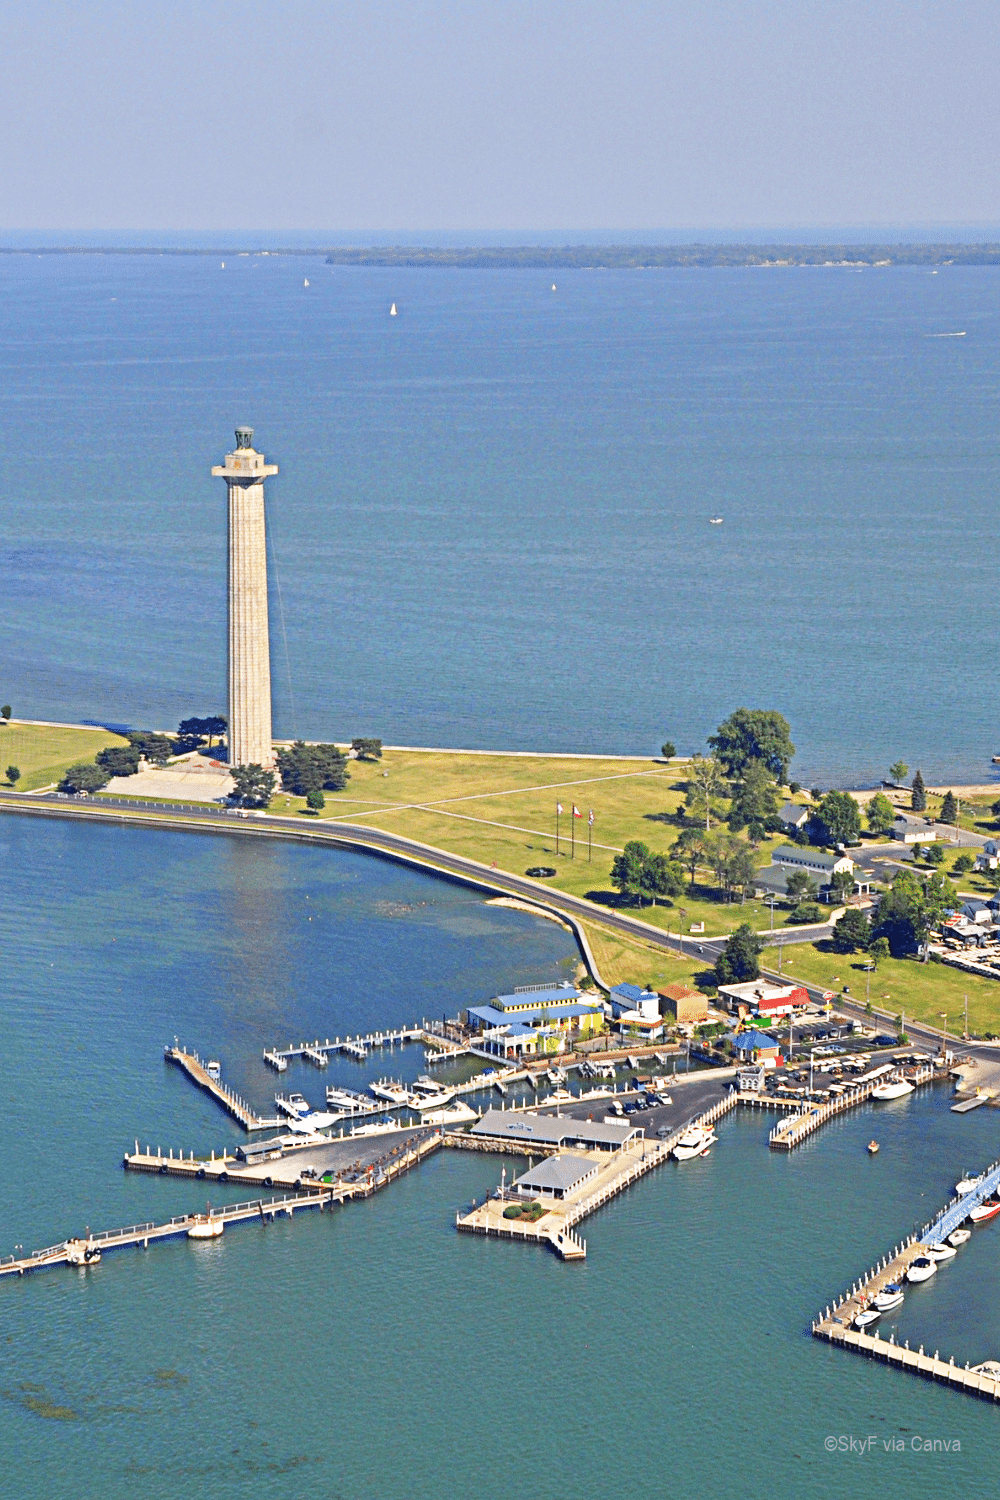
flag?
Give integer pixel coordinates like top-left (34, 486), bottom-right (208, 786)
top-left (573, 805), bottom-right (582, 818)
top-left (588, 809), bottom-right (594, 825)
top-left (556, 802), bottom-right (563, 815)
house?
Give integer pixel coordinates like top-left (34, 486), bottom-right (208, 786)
top-left (959, 900), bottom-right (992, 925)
top-left (777, 802), bottom-right (811, 833)
top-left (975, 841), bottom-right (1000, 873)
top-left (609, 983), bottom-right (659, 1020)
top-left (754, 844), bottom-right (859, 901)
top-left (513, 1154), bottom-right (600, 1200)
top-left (658, 983), bottom-right (709, 1024)
top-left (470, 1110), bottom-right (642, 1152)
top-left (891, 813), bottom-right (936, 844)
top-left (731, 1029), bottom-right (781, 1061)
top-left (717, 980), bottom-right (810, 1017)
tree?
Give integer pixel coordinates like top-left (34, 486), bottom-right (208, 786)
top-left (277, 741), bottom-right (350, 795)
top-left (611, 841), bottom-right (650, 904)
top-left (925, 843), bottom-right (945, 867)
top-left (941, 790), bottom-right (958, 825)
top-left (641, 853), bottom-right (685, 903)
top-left (6, 765), bottom-right (19, 785)
top-left (866, 792), bottom-right (895, 835)
top-left (229, 764), bottom-right (276, 809)
top-left (705, 833), bottom-right (757, 902)
top-left (714, 923), bottom-right (764, 984)
top-left (660, 740), bottom-right (676, 759)
top-left (175, 717), bottom-right (207, 754)
top-left (708, 708), bottom-right (795, 783)
top-left (126, 731), bottom-right (174, 764)
top-left (204, 714), bottom-right (227, 749)
top-left (789, 901), bottom-right (823, 924)
top-left (889, 760), bottom-right (909, 784)
top-left (871, 867), bottom-right (957, 955)
top-left (306, 787), bottom-right (326, 814)
top-left (673, 827), bottom-right (708, 889)
top-left (954, 852), bottom-right (975, 875)
top-left (831, 907), bottom-right (871, 953)
top-left (351, 737), bottom-right (383, 761)
top-left (869, 936), bottom-right (890, 962)
top-left (785, 870), bottom-right (818, 902)
top-left (685, 754), bottom-right (726, 831)
top-left (60, 762), bottom-right (111, 793)
top-left (96, 745), bottom-right (140, 778)
top-left (911, 770), bottom-right (927, 811)
top-left (727, 760), bottom-right (779, 834)
top-left (815, 791), bottom-right (861, 846)
top-left (829, 868), bottom-right (856, 903)
top-left (0, 705), bottom-right (10, 721)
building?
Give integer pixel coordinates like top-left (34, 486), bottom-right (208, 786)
top-left (777, 802), bottom-right (811, 833)
top-left (755, 844), bottom-right (860, 902)
top-left (717, 980), bottom-right (810, 1017)
top-left (975, 841), bottom-right (1000, 873)
top-left (891, 814), bottom-right (936, 844)
top-left (466, 983), bottom-right (604, 1059)
top-left (609, 983), bottom-right (659, 1019)
top-left (212, 426), bottom-right (278, 769)
top-left (513, 1154), bottom-right (600, 1200)
top-left (470, 1109), bottom-right (642, 1152)
top-left (731, 1029), bottom-right (781, 1062)
top-left (658, 983), bottom-right (709, 1025)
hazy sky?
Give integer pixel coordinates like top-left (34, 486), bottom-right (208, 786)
top-left (2, 0), bottom-right (997, 233)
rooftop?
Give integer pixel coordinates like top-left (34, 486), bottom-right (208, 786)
top-left (515, 1154), bottom-right (598, 1195)
top-left (470, 1109), bottom-right (638, 1149)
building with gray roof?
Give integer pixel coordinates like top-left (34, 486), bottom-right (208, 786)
top-left (514, 1154), bottom-right (600, 1200)
top-left (470, 1109), bottom-right (641, 1152)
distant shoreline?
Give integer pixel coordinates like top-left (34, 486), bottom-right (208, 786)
top-left (3, 243), bottom-right (1000, 268)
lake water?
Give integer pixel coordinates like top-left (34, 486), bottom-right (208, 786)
top-left (3, 817), bottom-right (1000, 1498)
top-left (2, 253), bottom-right (999, 785)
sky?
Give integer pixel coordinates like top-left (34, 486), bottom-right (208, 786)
top-left (0, 0), bottom-right (998, 235)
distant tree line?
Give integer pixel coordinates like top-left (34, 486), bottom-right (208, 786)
top-left (322, 244), bottom-right (1000, 270)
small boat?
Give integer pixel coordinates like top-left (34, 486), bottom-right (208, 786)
top-left (873, 1283), bottom-right (904, 1311)
top-left (187, 1213), bottom-right (224, 1240)
top-left (872, 1078), bottom-right (915, 1100)
top-left (948, 1227), bottom-right (972, 1247)
top-left (867, 1140), bottom-right (880, 1154)
top-left (369, 1078), bottom-right (411, 1106)
top-left (551, 283), bottom-right (557, 291)
top-left (206, 1060), bottom-right (221, 1082)
top-left (854, 1309), bottom-right (881, 1330)
top-left (971, 1360), bottom-right (1000, 1377)
top-left (925, 1241), bottom-right (957, 1261)
top-left (547, 1066), bottom-right (567, 1085)
top-left (275, 1092), bottom-right (310, 1118)
top-left (389, 302), bottom-right (397, 316)
top-left (709, 516), bottom-right (723, 525)
top-left (65, 1237), bottom-right (101, 1267)
top-left (672, 1126), bottom-right (717, 1161)
top-left (303, 278), bottom-right (310, 287)
top-left (970, 1197), bottom-right (1000, 1223)
top-left (956, 1173), bottom-right (984, 1195)
top-left (547, 1088), bottom-right (573, 1104)
top-left (906, 1255), bottom-right (937, 1283)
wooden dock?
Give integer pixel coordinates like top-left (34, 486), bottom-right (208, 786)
top-left (123, 1130), bottom-right (443, 1192)
top-left (769, 1063), bottom-right (940, 1150)
top-left (164, 1044), bottom-right (279, 1131)
top-left (813, 1322), bottom-right (1000, 1401)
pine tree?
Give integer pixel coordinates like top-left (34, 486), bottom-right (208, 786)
top-left (911, 770), bottom-right (927, 811)
top-left (941, 789), bottom-right (958, 825)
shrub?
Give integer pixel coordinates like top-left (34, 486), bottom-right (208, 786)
top-left (502, 1204), bottom-right (523, 1220)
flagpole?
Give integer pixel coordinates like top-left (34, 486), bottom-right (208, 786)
top-left (571, 810), bottom-right (575, 860)
top-left (556, 802), bottom-right (560, 856)
top-left (588, 810), bottom-right (593, 862)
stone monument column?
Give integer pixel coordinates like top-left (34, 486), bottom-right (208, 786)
top-left (212, 426), bottom-right (278, 767)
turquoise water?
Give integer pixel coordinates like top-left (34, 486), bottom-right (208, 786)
top-left (2, 255), bottom-right (999, 784)
top-left (3, 818), bottom-right (1000, 1497)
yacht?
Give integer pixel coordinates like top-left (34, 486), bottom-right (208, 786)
top-left (187, 1212), bottom-right (224, 1240)
top-left (948, 1227), bottom-right (972, 1247)
top-left (275, 1092), bottom-right (310, 1118)
top-left (956, 1173), bottom-right (984, 1195)
top-left (925, 1241), bottom-right (957, 1261)
top-left (369, 1078), bottom-right (411, 1106)
top-left (873, 1283), bottom-right (904, 1311)
top-left (872, 1078), bottom-right (915, 1100)
top-left (906, 1255), bottom-right (937, 1283)
top-left (709, 516), bottom-right (723, 525)
top-left (672, 1126), bottom-right (717, 1161)
top-left (325, 1086), bottom-right (375, 1113)
top-left (303, 278), bottom-right (310, 287)
top-left (390, 303), bottom-right (397, 316)
top-left (547, 1066), bottom-right (567, 1086)
top-left (547, 1087), bottom-right (573, 1104)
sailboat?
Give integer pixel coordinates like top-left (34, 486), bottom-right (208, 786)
top-left (551, 283), bottom-right (557, 291)
top-left (390, 302), bottom-right (397, 316)
top-left (304, 277), bottom-right (310, 287)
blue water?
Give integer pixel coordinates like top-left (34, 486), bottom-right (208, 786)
top-left (2, 254), bottom-right (999, 784)
top-left (1, 818), bottom-right (1000, 1498)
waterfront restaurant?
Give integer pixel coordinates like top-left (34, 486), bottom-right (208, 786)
top-left (466, 984), bottom-right (604, 1060)
top-left (513, 1154), bottom-right (600, 1200)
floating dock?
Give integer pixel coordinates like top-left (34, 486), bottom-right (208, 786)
top-left (164, 1045), bottom-right (280, 1131)
top-left (769, 1061), bottom-right (941, 1150)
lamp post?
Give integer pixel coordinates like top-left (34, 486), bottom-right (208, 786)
top-left (939, 1012), bottom-right (948, 1058)
top-left (678, 907), bottom-right (688, 958)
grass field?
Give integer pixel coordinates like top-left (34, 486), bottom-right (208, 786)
top-left (578, 919), bottom-right (711, 993)
top-left (762, 940), bottom-right (1000, 1036)
top-left (0, 721), bottom-right (129, 791)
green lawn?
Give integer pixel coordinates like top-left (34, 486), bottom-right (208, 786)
top-left (761, 939), bottom-right (1000, 1035)
top-left (578, 919), bottom-right (712, 992)
top-left (0, 721), bottom-right (129, 791)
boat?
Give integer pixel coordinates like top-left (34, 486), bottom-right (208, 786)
top-left (970, 1197), bottom-right (1000, 1223)
top-left (551, 283), bottom-right (557, 291)
top-left (956, 1173), bottom-right (985, 1195)
top-left (275, 1092), bottom-right (310, 1118)
top-left (303, 278), bottom-right (310, 287)
top-left (672, 1126), bottom-right (717, 1161)
top-left (369, 1078), bottom-right (411, 1106)
top-left (547, 1088), bottom-right (573, 1104)
top-left (709, 516), bottom-right (723, 525)
top-left (414, 1087), bottom-right (456, 1112)
top-left (906, 1255), bottom-right (937, 1283)
top-left (547, 1066), bottom-right (567, 1085)
top-left (419, 1100), bottom-right (479, 1126)
top-left (325, 1086), bottom-right (375, 1113)
top-left (65, 1237), bottom-right (101, 1266)
top-left (389, 302), bottom-right (397, 316)
top-left (187, 1212), bottom-right (224, 1240)
top-left (971, 1360), bottom-right (1000, 1377)
top-left (948, 1227), bottom-right (972, 1247)
top-left (206, 1059), bottom-right (221, 1081)
top-left (925, 1241), bottom-right (957, 1261)
top-left (867, 1140), bottom-right (880, 1154)
top-left (872, 1078), bottom-right (915, 1100)
top-left (873, 1283), bottom-right (904, 1311)
top-left (854, 1309), bottom-right (881, 1330)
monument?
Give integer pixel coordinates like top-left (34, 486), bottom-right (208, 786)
top-left (212, 427), bottom-right (278, 768)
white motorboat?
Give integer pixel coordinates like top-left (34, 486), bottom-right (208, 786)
top-left (414, 1087), bottom-right (456, 1112)
top-left (906, 1255), bottom-right (937, 1283)
top-left (672, 1126), bottom-right (717, 1161)
top-left (971, 1360), bottom-right (1000, 1377)
top-left (206, 1060), bottom-right (221, 1081)
top-left (709, 516), bottom-right (723, 524)
top-left (854, 1309), bottom-right (881, 1330)
top-left (956, 1174), bottom-right (984, 1196)
top-left (187, 1213), bottom-right (224, 1240)
top-left (872, 1078), bottom-right (915, 1100)
top-left (275, 1092), bottom-right (310, 1118)
top-left (303, 278), bottom-right (310, 287)
top-left (325, 1086), bottom-right (374, 1113)
top-left (369, 1078), bottom-right (411, 1106)
top-left (873, 1283), bottom-right (904, 1311)
top-left (948, 1227), bottom-right (972, 1247)
top-left (547, 1088), bottom-right (573, 1104)
top-left (547, 1067), bottom-right (567, 1085)
top-left (925, 1241), bottom-right (957, 1261)
top-left (65, 1238), bottom-right (101, 1266)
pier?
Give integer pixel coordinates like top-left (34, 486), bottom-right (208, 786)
top-left (261, 1023), bottom-right (465, 1067)
top-left (164, 1044), bottom-right (280, 1131)
top-left (768, 1061), bottom-right (940, 1150)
